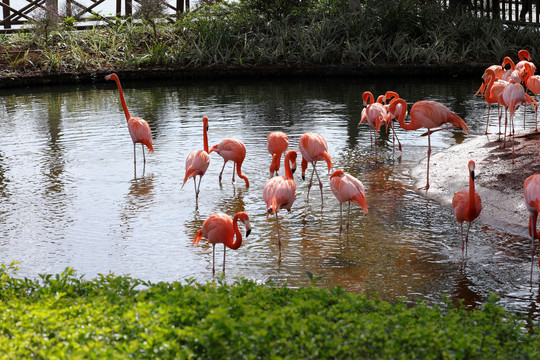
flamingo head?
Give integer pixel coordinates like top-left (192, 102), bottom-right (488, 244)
top-left (330, 169), bottom-right (345, 180)
top-left (236, 212), bottom-right (252, 237)
top-left (104, 73), bottom-right (118, 81)
top-left (382, 91), bottom-right (399, 103)
top-left (518, 49), bottom-right (531, 61)
top-left (208, 144), bottom-right (219, 154)
top-left (468, 160), bottom-right (476, 180)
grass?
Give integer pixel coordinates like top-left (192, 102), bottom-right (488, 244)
top-left (0, 0), bottom-right (539, 79)
top-left (0, 262), bottom-right (539, 359)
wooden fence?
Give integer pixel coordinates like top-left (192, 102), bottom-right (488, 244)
top-left (0, 0), bottom-right (192, 31)
top-left (0, 0), bottom-right (538, 32)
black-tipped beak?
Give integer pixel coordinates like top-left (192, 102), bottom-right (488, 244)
top-left (302, 175), bottom-right (305, 181)
top-left (471, 170), bottom-right (475, 181)
top-left (292, 167), bottom-right (296, 174)
top-left (246, 229), bottom-right (251, 237)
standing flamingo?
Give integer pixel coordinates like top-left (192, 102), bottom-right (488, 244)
top-left (359, 91), bottom-right (391, 153)
top-left (388, 98), bottom-right (469, 190)
top-left (105, 73), bottom-right (154, 175)
top-left (209, 138), bottom-right (249, 187)
top-left (523, 174), bottom-right (540, 282)
top-left (182, 116), bottom-right (210, 205)
top-left (452, 160), bottom-right (482, 258)
top-left (298, 132), bottom-right (333, 206)
top-left (515, 49), bottom-right (536, 75)
top-left (263, 150), bottom-right (297, 254)
top-left (193, 211), bottom-right (251, 276)
top-left (329, 169), bottom-right (368, 236)
top-left (267, 131), bottom-right (289, 177)
top-left (523, 63), bottom-right (540, 131)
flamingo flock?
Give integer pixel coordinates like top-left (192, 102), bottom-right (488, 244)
top-left (104, 51), bottom-right (540, 279)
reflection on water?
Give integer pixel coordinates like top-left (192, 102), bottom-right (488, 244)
top-left (0, 77), bottom-right (539, 316)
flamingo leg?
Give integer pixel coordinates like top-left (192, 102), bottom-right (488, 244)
top-left (212, 244), bottom-right (216, 277)
top-left (218, 161), bottom-right (227, 183)
top-left (421, 133), bottom-right (432, 191)
top-left (346, 201), bottom-right (351, 233)
top-left (339, 203), bottom-right (343, 235)
top-left (312, 165), bottom-right (324, 207)
top-left (464, 222), bottom-right (472, 257)
top-left (485, 105), bottom-right (491, 135)
top-left (223, 245), bottom-right (226, 274)
top-left (232, 163), bottom-right (236, 183)
top-left (142, 144), bottom-right (146, 166)
top-left (460, 222), bottom-right (465, 259)
top-left (275, 212), bottom-right (281, 255)
top-left (133, 143), bottom-right (137, 176)
top-left (193, 177), bottom-right (198, 204)
top-left (307, 165), bottom-right (316, 200)
top-left (531, 213), bottom-right (538, 283)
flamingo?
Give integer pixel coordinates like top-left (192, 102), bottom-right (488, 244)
top-left (480, 68), bottom-right (509, 135)
top-left (263, 149), bottom-right (297, 253)
top-left (193, 211), bottom-right (251, 276)
top-left (499, 82), bottom-right (537, 161)
top-left (523, 63), bottom-right (540, 131)
top-left (501, 56), bottom-right (522, 84)
top-left (182, 116), bottom-right (210, 205)
top-left (452, 160), bottom-right (482, 258)
top-left (105, 73), bottom-right (154, 175)
top-left (267, 131), bottom-right (289, 177)
top-left (388, 98), bottom-right (469, 190)
top-left (474, 64), bottom-right (505, 98)
top-left (329, 169), bottom-right (368, 236)
top-left (382, 90), bottom-right (404, 151)
top-left (359, 91), bottom-right (391, 152)
top-left (298, 132), bottom-right (333, 206)
top-left (515, 49), bottom-right (536, 75)
top-left (209, 138), bottom-right (249, 187)
top-left (523, 174), bottom-right (540, 282)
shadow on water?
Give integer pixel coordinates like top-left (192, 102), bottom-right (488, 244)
top-left (0, 76), bottom-right (539, 316)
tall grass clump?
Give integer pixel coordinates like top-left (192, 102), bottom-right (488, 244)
top-left (0, 263), bottom-right (539, 358)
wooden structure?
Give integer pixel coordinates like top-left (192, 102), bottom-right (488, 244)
top-left (0, 0), bottom-right (191, 31)
top-left (439, 0), bottom-right (539, 24)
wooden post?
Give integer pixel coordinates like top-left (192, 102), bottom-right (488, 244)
top-left (116, 0), bottom-right (121, 17)
top-left (3, 0), bottom-right (11, 29)
top-left (125, 0), bottom-right (131, 17)
top-left (185, 0), bottom-right (189, 12)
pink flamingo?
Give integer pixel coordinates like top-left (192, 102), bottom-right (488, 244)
top-left (329, 169), bottom-right (368, 236)
top-left (359, 91), bottom-right (391, 152)
top-left (267, 131), bottom-right (289, 177)
top-left (523, 174), bottom-right (540, 281)
top-left (523, 63), bottom-right (540, 131)
top-left (382, 90), bottom-right (404, 151)
top-left (501, 56), bottom-right (523, 84)
top-left (105, 73), bottom-right (154, 174)
top-left (182, 116), bottom-right (210, 205)
top-left (193, 211), bottom-right (251, 276)
top-left (480, 68), bottom-right (509, 135)
top-left (499, 82), bottom-right (537, 161)
top-left (298, 132), bottom-right (333, 206)
top-left (515, 49), bottom-right (536, 75)
top-left (388, 98), bottom-right (469, 190)
top-left (209, 138), bottom-right (249, 187)
top-left (474, 64), bottom-right (505, 98)
top-left (452, 160), bottom-right (482, 258)
top-left (263, 149), bottom-right (297, 253)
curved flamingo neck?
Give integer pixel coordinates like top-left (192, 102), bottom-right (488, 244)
top-left (363, 92), bottom-right (375, 106)
top-left (228, 214), bottom-right (243, 250)
top-left (110, 75), bottom-right (131, 121)
top-left (390, 98), bottom-right (417, 131)
top-left (519, 50), bottom-right (531, 61)
top-left (236, 163), bottom-right (250, 187)
top-left (484, 69), bottom-right (497, 102)
top-left (502, 56), bottom-right (515, 70)
top-left (284, 151), bottom-right (296, 180)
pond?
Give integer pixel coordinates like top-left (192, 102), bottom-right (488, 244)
top-left (0, 74), bottom-right (538, 316)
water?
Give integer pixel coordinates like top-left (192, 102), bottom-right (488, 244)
top-left (0, 75), bottom-right (539, 316)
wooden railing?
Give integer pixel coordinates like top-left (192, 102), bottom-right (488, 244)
top-left (0, 0), bottom-right (192, 31)
top-left (438, 0), bottom-right (539, 24)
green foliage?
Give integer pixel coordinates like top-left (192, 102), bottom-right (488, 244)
top-left (1, 0), bottom-right (539, 73)
top-left (0, 267), bottom-right (539, 358)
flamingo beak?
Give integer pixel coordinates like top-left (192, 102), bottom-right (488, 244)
top-left (471, 170), bottom-right (475, 181)
top-left (245, 220), bottom-right (252, 237)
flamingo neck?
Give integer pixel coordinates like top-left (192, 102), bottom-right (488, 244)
top-left (468, 169), bottom-right (477, 216)
top-left (392, 99), bottom-right (417, 131)
top-left (111, 76), bottom-right (131, 122)
top-left (236, 163), bottom-right (250, 187)
top-left (363, 92), bottom-right (374, 106)
top-left (284, 152), bottom-right (295, 180)
top-left (203, 125), bottom-right (209, 153)
top-left (228, 215), bottom-right (243, 250)
top-left (484, 70), bottom-right (496, 102)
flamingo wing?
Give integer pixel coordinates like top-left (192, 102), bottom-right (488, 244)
top-left (128, 117), bottom-right (154, 152)
top-left (263, 177), bottom-right (296, 215)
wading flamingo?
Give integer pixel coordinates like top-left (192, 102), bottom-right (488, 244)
top-left (515, 49), bottom-right (536, 75)
top-left (329, 169), bottom-right (368, 236)
top-left (382, 90), bottom-right (404, 151)
top-left (209, 138), bottom-right (249, 187)
top-left (452, 160), bottom-right (482, 258)
top-left (298, 132), bottom-right (333, 206)
top-left (263, 149), bottom-right (297, 254)
top-left (523, 174), bottom-right (540, 282)
top-left (359, 91), bottom-right (391, 153)
top-left (388, 98), bottom-right (469, 190)
top-left (105, 73), bottom-right (154, 175)
top-left (479, 68), bottom-right (509, 136)
top-left (499, 82), bottom-right (537, 162)
top-left (523, 63), bottom-right (540, 131)
top-left (182, 116), bottom-right (210, 205)
top-left (193, 211), bottom-right (251, 276)
top-left (267, 131), bottom-right (289, 177)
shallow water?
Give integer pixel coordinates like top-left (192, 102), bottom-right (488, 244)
top-left (0, 75), bottom-right (539, 315)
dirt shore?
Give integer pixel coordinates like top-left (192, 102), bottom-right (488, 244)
top-left (411, 130), bottom-right (540, 238)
